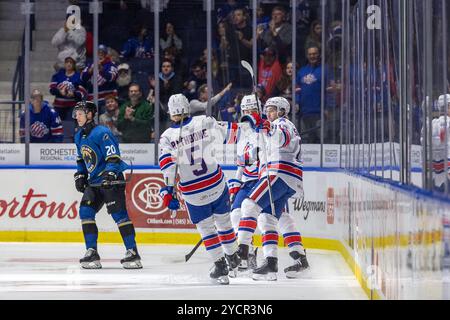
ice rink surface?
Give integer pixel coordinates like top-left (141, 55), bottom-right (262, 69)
top-left (0, 243), bottom-right (367, 300)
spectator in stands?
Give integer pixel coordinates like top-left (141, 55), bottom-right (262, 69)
top-left (273, 61), bottom-right (299, 115)
top-left (81, 44), bottom-right (118, 112)
top-left (189, 83), bottom-right (233, 117)
top-left (20, 89), bottom-right (63, 143)
top-left (117, 83), bottom-right (154, 143)
top-left (120, 24), bottom-right (154, 60)
top-left (147, 59), bottom-right (183, 130)
top-left (49, 56), bottom-right (87, 121)
top-left (51, 16), bottom-right (86, 71)
top-left (163, 46), bottom-right (188, 81)
top-left (100, 95), bottom-right (122, 142)
top-left (158, 59), bottom-right (183, 107)
top-left (257, 47), bottom-right (282, 100)
top-left (293, 0), bottom-right (316, 66)
top-left (116, 63), bottom-right (133, 104)
top-left (217, 0), bottom-right (245, 23)
top-left (200, 48), bottom-right (220, 83)
top-left (256, 3), bottom-right (270, 30)
top-left (160, 22), bottom-right (183, 55)
top-left (219, 92), bottom-right (243, 123)
top-left (305, 20), bottom-right (322, 53)
top-left (258, 6), bottom-right (292, 64)
top-left (296, 45), bottom-right (323, 144)
top-left (226, 7), bottom-right (253, 87)
top-left (217, 21), bottom-right (232, 86)
top-left (183, 61), bottom-right (207, 100)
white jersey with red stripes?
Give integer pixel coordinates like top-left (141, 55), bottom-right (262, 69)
top-left (159, 115), bottom-right (235, 206)
top-left (258, 117), bottom-right (303, 195)
top-left (236, 124), bottom-right (260, 183)
top-left (431, 116), bottom-right (450, 187)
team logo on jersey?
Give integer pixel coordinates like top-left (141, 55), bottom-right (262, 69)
top-left (81, 145), bottom-right (98, 173)
top-left (30, 121), bottom-right (49, 138)
top-left (303, 73), bottom-right (317, 85)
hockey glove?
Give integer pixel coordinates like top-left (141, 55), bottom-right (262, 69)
top-left (159, 186), bottom-right (180, 211)
top-left (74, 172), bottom-right (87, 193)
top-left (241, 112), bottom-right (271, 134)
top-left (227, 179), bottom-right (243, 204)
top-left (101, 171), bottom-right (118, 189)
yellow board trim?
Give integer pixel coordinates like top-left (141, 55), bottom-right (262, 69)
top-left (0, 231), bottom-right (379, 300)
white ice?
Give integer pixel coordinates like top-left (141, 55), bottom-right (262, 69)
top-left (0, 243), bottom-right (367, 300)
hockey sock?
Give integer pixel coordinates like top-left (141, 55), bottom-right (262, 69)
top-left (259, 214), bottom-right (279, 258)
top-left (112, 211), bottom-right (137, 250)
top-left (81, 220), bottom-right (98, 250)
top-left (238, 199), bottom-right (261, 246)
top-left (262, 230), bottom-right (279, 258)
top-left (215, 213), bottom-right (238, 255)
top-left (197, 216), bottom-right (224, 262)
top-left (278, 212), bottom-right (305, 255)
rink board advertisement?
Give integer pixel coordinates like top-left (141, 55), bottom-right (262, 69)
top-left (0, 168), bottom-right (333, 238)
top-left (1, 167), bottom-right (449, 299)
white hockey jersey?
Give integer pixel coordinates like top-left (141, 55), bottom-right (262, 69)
top-left (258, 117), bottom-right (303, 195)
top-left (235, 123), bottom-right (260, 183)
top-left (431, 116), bottom-right (450, 187)
top-left (159, 115), bottom-right (237, 206)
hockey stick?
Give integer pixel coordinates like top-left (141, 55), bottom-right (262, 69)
top-left (167, 112), bottom-right (185, 218)
top-left (241, 60), bottom-right (276, 216)
top-left (185, 238), bottom-right (203, 262)
top-left (89, 161), bottom-right (134, 188)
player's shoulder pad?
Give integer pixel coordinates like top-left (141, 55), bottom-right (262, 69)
top-left (92, 125), bottom-right (114, 142)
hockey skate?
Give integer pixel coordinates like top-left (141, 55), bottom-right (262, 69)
top-left (210, 257), bottom-right (230, 285)
top-left (80, 248), bottom-right (102, 269)
top-left (252, 257), bottom-right (278, 281)
top-left (284, 251), bottom-right (310, 279)
top-left (248, 247), bottom-right (258, 270)
top-left (120, 249), bottom-right (143, 269)
top-left (237, 244), bottom-right (249, 271)
top-left (225, 252), bottom-right (241, 278)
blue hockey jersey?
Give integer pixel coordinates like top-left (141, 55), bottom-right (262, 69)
top-left (74, 124), bottom-right (129, 183)
top-left (19, 101), bottom-right (64, 143)
top-left (49, 69), bottom-right (87, 109)
top-left (81, 57), bottom-right (118, 104)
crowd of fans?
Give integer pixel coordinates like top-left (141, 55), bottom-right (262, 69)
top-left (21, 0), bottom-right (344, 144)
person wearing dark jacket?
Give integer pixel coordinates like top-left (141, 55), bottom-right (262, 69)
top-left (117, 83), bottom-right (154, 143)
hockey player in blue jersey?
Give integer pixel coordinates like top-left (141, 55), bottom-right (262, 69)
top-left (73, 100), bottom-right (142, 269)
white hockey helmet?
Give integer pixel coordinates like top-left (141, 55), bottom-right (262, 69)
top-left (264, 96), bottom-right (290, 115)
top-left (168, 93), bottom-right (190, 116)
top-left (240, 94), bottom-right (261, 113)
top-left (438, 94), bottom-right (450, 109)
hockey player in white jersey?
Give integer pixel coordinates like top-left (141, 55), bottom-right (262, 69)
top-left (158, 93), bottom-right (241, 284)
top-left (431, 94), bottom-right (450, 192)
top-left (236, 96), bottom-right (309, 281)
top-left (227, 95), bottom-right (262, 271)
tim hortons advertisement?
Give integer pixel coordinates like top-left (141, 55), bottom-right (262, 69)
top-left (0, 169), bottom-right (116, 231)
top-left (125, 172), bottom-right (195, 229)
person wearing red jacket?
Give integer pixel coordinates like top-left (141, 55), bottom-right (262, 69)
top-left (257, 47), bottom-right (282, 100)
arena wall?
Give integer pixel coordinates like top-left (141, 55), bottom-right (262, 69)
top-left (1, 167), bottom-right (448, 299)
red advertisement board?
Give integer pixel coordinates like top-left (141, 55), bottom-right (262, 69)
top-left (125, 173), bottom-right (195, 229)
